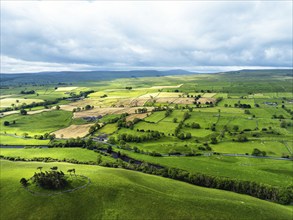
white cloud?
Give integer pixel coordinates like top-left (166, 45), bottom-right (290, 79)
top-left (1, 1), bottom-right (292, 73)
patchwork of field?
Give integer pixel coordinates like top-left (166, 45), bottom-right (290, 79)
top-left (73, 107), bottom-right (154, 118)
top-left (1, 70), bottom-right (293, 219)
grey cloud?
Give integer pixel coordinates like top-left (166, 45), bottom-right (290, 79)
top-left (1, 1), bottom-right (292, 73)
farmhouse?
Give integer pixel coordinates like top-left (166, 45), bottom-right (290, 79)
top-left (263, 102), bottom-right (277, 106)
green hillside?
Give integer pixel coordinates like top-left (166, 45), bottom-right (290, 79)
top-left (1, 160), bottom-right (292, 220)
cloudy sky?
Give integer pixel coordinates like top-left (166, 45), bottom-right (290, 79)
top-left (1, 0), bottom-right (292, 73)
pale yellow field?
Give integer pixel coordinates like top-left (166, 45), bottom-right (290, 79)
top-left (0, 110), bottom-right (18, 117)
top-left (150, 84), bottom-right (183, 89)
top-left (0, 98), bottom-right (44, 107)
top-left (202, 93), bottom-right (217, 98)
top-left (28, 109), bottom-right (53, 115)
top-left (157, 92), bottom-right (183, 98)
top-left (126, 113), bottom-right (149, 122)
top-left (55, 87), bottom-right (78, 92)
top-left (52, 124), bottom-right (94, 138)
top-left (197, 97), bottom-right (216, 104)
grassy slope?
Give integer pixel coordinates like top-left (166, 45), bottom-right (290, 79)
top-left (117, 150), bottom-right (293, 188)
top-left (1, 160), bottom-right (292, 220)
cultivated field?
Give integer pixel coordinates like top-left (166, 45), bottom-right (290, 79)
top-left (52, 124), bottom-right (94, 138)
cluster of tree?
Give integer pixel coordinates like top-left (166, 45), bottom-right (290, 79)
top-left (3, 120), bottom-right (16, 126)
top-left (174, 121), bottom-right (184, 136)
top-left (103, 113), bottom-right (128, 124)
top-left (165, 108), bottom-right (173, 117)
top-left (135, 108), bottom-right (148, 114)
top-left (177, 132), bottom-right (192, 140)
top-left (70, 90), bottom-right (95, 98)
top-left (1, 155), bottom-right (97, 165)
top-left (244, 109), bottom-right (251, 114)
top-left (252, 148), bottom-right (267, 157)
top-left (193, 95), bottom-right (202, 101)
top-left (215, 97), bottom-right (223, 104)
top-left (283, 107), bottom-right (293, 119)
top-left (20, 90), bottom-right (35, 94)
top-left (84, 105), bottom-right (94, 110)
top-left (125, 86), bottom-right (132, 90)
top-left (100, 94), bottom-right (108, 98)
top-left (89, 122), bottom-right (101, 135)
top-left (152, 106), bottom-right (169, 112)
top-left (234, 103), bottom-right (251, 108)
top-left (117, 131), bottom-right (162, 143)
top-left (174, 113), bottom-right (191, 137)
top-left (20, 109), bottom-right (27, 115)
top-left (117, 116), bottom-right (139, 129)
top-left (185, 122), bottom-right (201, 129)
top-left (272, 114), bottom-right (285, 119)
top-left (29, 167), bottom-right (68, 189)
top-left (50, 137), bottom-right (96, 148)
top-left (233, 134), bottom-right (249, 142)
top-left (210, 137), bottom-right (218, 144)
top-left (280, 120), bottom-right (293, 128)
top-left (198, 144), bottom-right (212, 151)
top-left (183, 112), bottom-right (191, 120)
top-left (34, 133), bottom-right (55, 140)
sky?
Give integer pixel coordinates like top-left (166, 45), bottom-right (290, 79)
top-left (1, 0), bottom-right (292, 73)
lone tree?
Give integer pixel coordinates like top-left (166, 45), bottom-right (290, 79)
top-left (20, 109), bottom-right (27, 115)
top-left (3, 121), bottom-right (9, 126)
top-left (50, 166), bottom-right (58, 171)
top-left (20, 178), bottom-right (28, 187)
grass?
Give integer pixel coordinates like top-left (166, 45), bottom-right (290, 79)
top-left (98, 123), bottom-right (118, 134)
top-left (1, 160), bottom-right (292, 220)
top-left (211, 140), bottom-right (289, 156)
top-left (0, 110), bottom-right (73, 136)
top-left (144, 111), bottom-right (166, 123)
top-left (0, 134), bottom-right (50, 145)
top-left (0, 147), bottom-right (114, 163)
top-left (115, 150), bottom-right (293, 188)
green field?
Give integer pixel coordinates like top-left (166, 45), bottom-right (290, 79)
top-left (0, 147), bottom-right (112, 163)
top-left (0, 110), bottom-right (72, 136)
top-left (0, 135), bottom-right (50, 145)
top-left (1, 160), bottom-right (292, 220)
top-left (115, 150), bottom-right (293, 188)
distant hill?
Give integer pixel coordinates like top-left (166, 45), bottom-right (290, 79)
top-left (223, 69), bottom-right (293, 77)
top-left (0, 69), bottom-right (196, 86)
top-left (1, 69), bottom-right (292, 86)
